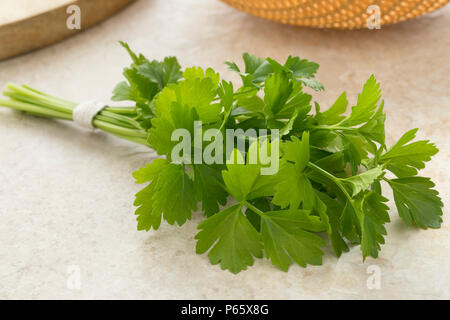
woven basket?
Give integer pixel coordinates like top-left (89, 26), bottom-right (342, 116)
top-left (221, 0), bottom-right (449, 29)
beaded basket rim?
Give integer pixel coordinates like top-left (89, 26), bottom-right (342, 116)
top-left (221, 0), bottom-right (450, 30)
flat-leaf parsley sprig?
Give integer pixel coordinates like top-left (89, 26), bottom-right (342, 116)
top-left (0, 42), bottom-right (443, 273)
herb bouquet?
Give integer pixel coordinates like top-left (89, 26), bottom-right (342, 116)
top-left (0, 43), bottom-right (443, 273)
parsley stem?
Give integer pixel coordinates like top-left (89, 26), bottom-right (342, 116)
top-left (95, 114), bottom-right (134, 129)
top-left (307, 125), bottom-right (356, 131)
top-left (21, 84), bottom-right (77, 107)
top-left (93, 120), bottom-right (147, 138)
top-left (233, 88), bottom-right (260, 97)
top-left (0, 99), bottom-right (73, 120)
top-left (307, 162), bottom-right (353, 204)
top-left (108, 132), bottom-right (149, 146)
top-left (243, 200), bottom-right (265, 216)
top-left (99, 110), bottom-right (141, 129)
top-left (3, 91), bottom-right (73, 114)
top-left (381, 177), bottom-right (392, 184)
top-left (212, 87), bottom-right (263, 102)
top-left (103, 106), bottom-right (136, 115)
top-left (5, 83), bottom-right (72, 113)
top-left (0, 84), bottom-right (150, 147)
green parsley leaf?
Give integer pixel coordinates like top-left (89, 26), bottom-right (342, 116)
top-left (267, 56), bottom-right (324, 91)
top-left (133, 159), bottom-right (197, 228)
top-left (222, 148), bottom-right (276, 202)
top-left (315, 92), bottom-right (348, 125)
top-left (183, 66), bottom-right (220, 86)
top-left (358, 101), bottom-right (386, 146)
top-left (359, 191), bottom-right (390, 259)
top-left (273, 132), bottom-right (314, 209)
top-left (380, 129), bottom-right (439, 177)
top-left (340, 132), bottom-right (370, 174)
top-left (284, 55), bottom-right (319, 79)
top-left (122, 66), bottom-right (160, 102)
top-left (195, 204), bottom-right (263, 274)
top-left (193, 164), bottom-right (228, 217)
top-left (119, 41), bottom-right (148, 65)
top-left (341, 191), bottom-right (390, 259)
top-left (260, 209), bottom-right (326, 271)
top-left (343, 75), bottom-right (381, 126)
top-left (387, 177), bottom-right (443, 228)
top-left (241, 53), bottom-right (273, 84)
top-left (298, 78), bottom-right (325, 91)
top-left (149, 72), bottom-right (221, 156)
top-left (137, 56), bottom-right (182, 89)
top-left (275, 81), bottom-right (312, 119)
top-left (316, 191), bottom-right (349, 257)
top-left (217, 80), bottom-right (234, 112)
top-left (263, 71), bottom-right (293, 118)
top-left (340, 199), bottom-right (362, 244)
top-left (111, 81), bottom-right (138, 102)
top-left (342, 166), bottom-right (384, 197)
top-left (149, 97), bottom-right (198, 157)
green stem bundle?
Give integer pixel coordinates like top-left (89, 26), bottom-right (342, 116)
top-left (0, 83), bottom-right (149, 146)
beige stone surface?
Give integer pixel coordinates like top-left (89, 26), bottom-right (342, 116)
top-left (0, 0), bottom-right (449, 299)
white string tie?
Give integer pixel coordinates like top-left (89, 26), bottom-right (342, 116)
top-left (73, 100), bottom-right (106, 130)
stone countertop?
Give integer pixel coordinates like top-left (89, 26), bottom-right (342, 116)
top-left (0, 0), bottom-right (449, 299)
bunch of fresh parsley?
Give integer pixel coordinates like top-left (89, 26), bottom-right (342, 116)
top-left (0, 42), bottom-right (443, 274)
